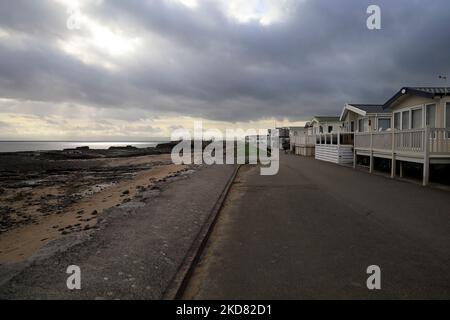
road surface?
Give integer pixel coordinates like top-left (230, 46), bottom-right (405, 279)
top-left (183, 154), bottom-right (450, 299)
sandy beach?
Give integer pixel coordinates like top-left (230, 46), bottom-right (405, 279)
top-left (0, 146), bottom-right (189, 265)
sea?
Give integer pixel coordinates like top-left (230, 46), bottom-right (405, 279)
top-left (0, 141), bottom-right (170, 153)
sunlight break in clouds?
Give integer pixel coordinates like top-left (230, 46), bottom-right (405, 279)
top-left (58, 20), bottom-right (142, 70)
top-left (224, 0), bottom-right (298, 25)
top-left (56, 0), bottom-right (141, 70)
top-left (0, 98), bottom-right (305, 140)
top-left (171, 0), bottom-right (199, 9)
top-left (170, 0), bottom-right (298, 25)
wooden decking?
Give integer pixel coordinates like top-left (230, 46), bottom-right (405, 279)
top-left (292, 128), bottom-right (449, 185)
top-left (355, 128), bottom-right (450, 162)
top-left (354, 128), bottom-right (450, 185)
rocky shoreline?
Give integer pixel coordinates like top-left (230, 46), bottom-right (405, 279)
top-left (0, 142), bottom-right (189, 264)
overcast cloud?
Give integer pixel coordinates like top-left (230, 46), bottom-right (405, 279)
top-left (0, 0), bottom-right (449, 139)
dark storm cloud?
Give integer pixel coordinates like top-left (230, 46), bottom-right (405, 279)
top-left (0, 0), bottom-right (65, 35)
top-left (1, 0), bottom-right (450, 123)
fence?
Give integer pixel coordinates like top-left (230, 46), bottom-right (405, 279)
top-left (354, 128), bottom-right (450, 155)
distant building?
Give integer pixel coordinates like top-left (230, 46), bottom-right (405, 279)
top-left (340, 104), bottom-right (392, 133)
top-left (290, 116), bottom-right (344, 157)
top-left (286, 87), bottom-right (450, 186)
top-left (245, 135), bottom-right (266, 144)
top-left (309, 116), bottom-right (342, 135)
top-left (268, 128), bottom-right (290, 150)
top-left (289, 127), bottom-right (309, 154)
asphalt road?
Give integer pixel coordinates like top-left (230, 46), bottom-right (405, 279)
top-left (183, 154), bottom-right (450, 299)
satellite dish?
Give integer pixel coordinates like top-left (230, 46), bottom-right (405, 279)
top-left (401, 89), bottom-right (406, 94)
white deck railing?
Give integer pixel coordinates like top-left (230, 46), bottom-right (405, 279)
top-left (430, 128), bottom-right (450, 154)
top-left (314, 133), bottom-right (354, 164)
top-left (354, 128), bottom-right (450, 155)
top-left (315, 133), bottom-right (355, 146)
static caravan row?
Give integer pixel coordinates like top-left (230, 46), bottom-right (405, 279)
top-left (350, 87), bottom-right (450, 185)
top-left (290, 87), bottom-right (450, 185)
top-left (289, 117), bottom-right (342, 158)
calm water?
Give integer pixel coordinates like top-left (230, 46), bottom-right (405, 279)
top-left (0, 141), bottom-right (169, 153)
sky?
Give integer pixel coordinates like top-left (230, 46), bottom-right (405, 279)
top-left (0, 0), bottom-right (449, 140)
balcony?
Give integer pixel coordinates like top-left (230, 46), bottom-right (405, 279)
top-left (354, 128), bottom-right (450, 161)
top-left (315, 133), bottom-right (355, 165)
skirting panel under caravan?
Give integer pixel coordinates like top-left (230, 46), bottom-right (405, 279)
top-left (315, 145), bottom-right (353, 165)
top-left (295, 145), bottom-right (315, 157)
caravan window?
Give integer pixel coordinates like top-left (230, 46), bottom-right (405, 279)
top-left (358, 118), bottom-right (368, 132)
top-left (411, 108), bottom-right (423, 129)
top-left (394, 113), bottom-right (401, 129)
top-left (402, 111), bottom-right (410, 129)
top-left (378, 118), bottom-right (391, 131)
top-left (426, 104), bottom-right (436, 127)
